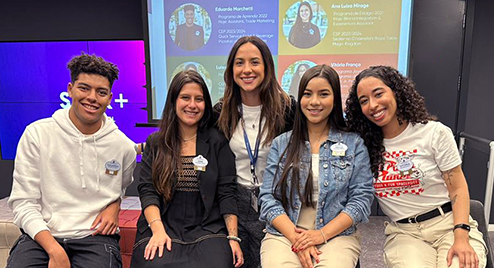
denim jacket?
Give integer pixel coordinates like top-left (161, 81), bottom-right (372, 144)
top-left (259, 127), bottom-right (374, 236)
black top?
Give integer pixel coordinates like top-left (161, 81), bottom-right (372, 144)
top-left (288, 22), bottom-right (321, 49)
top-left (175, 23), bottom-right (204, 51)
top-left (135, 127), bottom-right (237, 238)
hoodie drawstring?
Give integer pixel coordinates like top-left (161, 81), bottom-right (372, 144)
top-left (93, 136), bottom-right (100, 191)
top-left (78, 136), bottom-right (87, 189)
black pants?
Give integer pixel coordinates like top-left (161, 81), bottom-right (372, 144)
top-left (7, 233), bottom-right (121, 268)
top-left (131, 236), bottom-right (233, 268)
top-left (237, 185), bottom-right (265, 268)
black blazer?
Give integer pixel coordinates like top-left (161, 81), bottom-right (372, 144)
top-left (135, 127), bottom-right (237, 239)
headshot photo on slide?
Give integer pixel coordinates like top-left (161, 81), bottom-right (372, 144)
top-left (171, 61), bottom-right (213, 97)
top-left (169, 3), bottom-right (212, 51)
top-left (281, 60), bottom-right (317, 96)
top-left (283, 1), bottom-right (328, 49)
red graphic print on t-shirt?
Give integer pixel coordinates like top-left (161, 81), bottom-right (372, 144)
top-left (375, 149), bottom-right (425, 198)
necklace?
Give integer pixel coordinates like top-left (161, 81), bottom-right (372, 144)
top-left (251, 110), bottom-right (261, 129)
top-left (182, 134), bottom-right (197, 142)
top-left (310, 126), bottom-right (328, 148)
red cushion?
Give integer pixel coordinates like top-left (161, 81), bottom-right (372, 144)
top-left (119, 209), bottom-right (141, 268)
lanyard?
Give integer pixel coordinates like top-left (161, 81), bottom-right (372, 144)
top-left (239, 105), bottom-right (262, 185)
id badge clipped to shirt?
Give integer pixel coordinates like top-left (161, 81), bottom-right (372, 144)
top-left (251, 187), bottom-right (260, 213)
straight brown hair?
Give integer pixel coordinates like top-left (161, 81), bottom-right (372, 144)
top-left (217, 36), bottom-right (290, 145)
top-left (152, 70), bottom-right (212, 202)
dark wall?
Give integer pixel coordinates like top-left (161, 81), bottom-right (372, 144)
top-left (0, 157), bottom-right (14, 198)
top-left (458, 0), bottom-right (494, 222)
top-left (408, 0), bottom-right (466, 131)
top-left (461, 0), bottom-right (494, 140)
top-left (0, 0), bottom-right (143, 41)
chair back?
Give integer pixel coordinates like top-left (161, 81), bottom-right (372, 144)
top-left (470, 200), bottom-right (493, 268)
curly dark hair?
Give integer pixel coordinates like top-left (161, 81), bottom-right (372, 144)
top-left (67, 53), bottom-right (119, 88)
top-left (345, 66), bottom-right (437, 177)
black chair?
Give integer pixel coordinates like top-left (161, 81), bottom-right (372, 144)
top-left (470, 200), bottom-right (493, 268)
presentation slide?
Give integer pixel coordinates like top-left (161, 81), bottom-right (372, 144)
top-left (0, 41), bottom-right (156, 160)
top-left (146, 0), bottom-right (412, 120)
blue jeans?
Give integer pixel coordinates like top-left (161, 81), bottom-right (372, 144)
top-left (6, 233), bottom-right (122, 268)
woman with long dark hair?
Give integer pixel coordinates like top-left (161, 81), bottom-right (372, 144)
top-left (259, 65), bottom-right (374, 268)
top-left (289, 63), bottom-right (310, 97)
top-left (214, 36), bottom-right (296, 267)
top-left (288, 1), bottom-right (321, 49)
top-left (345, 65), bottom-right (487, 268)
top-left (131, 70), bottom-right (243, 268)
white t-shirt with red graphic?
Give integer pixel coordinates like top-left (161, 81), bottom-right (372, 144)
top-left (375, 121), bottom-right (461, 222)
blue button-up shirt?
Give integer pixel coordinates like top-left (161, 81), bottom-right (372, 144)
top-left (259, 127), bottom-right (374, 237)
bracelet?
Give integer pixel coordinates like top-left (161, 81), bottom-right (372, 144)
top-left (453, 223), bottom-right (471, 232)
top-left (227, 235), bottom-right (242, 243)
top-left (147, 218), bottom-right (161, 227)
top-left (320, 229), bottom-right (327, 244)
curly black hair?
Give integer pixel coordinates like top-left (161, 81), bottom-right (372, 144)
top-left (345, 66), bottom-right (437, 178)
top-left (67, 53), bottom-right (119, 87)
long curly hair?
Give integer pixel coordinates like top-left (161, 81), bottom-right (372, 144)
top-left (345, 66), bottom-right (437, 177)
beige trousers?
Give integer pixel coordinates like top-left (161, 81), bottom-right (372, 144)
top-left (383, 211), bottom-right (487, 268)
top-left (260, 232), bottom-right (361, 268)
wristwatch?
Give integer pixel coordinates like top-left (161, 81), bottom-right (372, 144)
top-left (453, 223), bottom-right (471, 232)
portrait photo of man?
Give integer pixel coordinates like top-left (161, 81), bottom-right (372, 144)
top-left (175, 4), bottom-right (205, 51)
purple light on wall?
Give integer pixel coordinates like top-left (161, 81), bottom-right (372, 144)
top-left (0, 41), bottom-right (157, 160)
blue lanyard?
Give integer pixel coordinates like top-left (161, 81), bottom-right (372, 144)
top-left (240, 105), bottom-right (262, 185)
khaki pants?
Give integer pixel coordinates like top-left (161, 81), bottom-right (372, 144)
top-left (260, 232), bottom-right (361, 268)
top-left (383, 211), bottom-right (487, 268)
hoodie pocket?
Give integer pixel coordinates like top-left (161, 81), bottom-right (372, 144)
top-left (46, 212), bottom-right (94, 234)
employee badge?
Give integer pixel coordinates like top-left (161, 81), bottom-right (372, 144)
top-left (251, 187), bottom-right (260, 212)
top-left (396, 155), bottom-right (414, 176)
top-left (105, 160), bottom-right (121, 175)
top-left (331, 142), bottom-right (348, 157)
top-left (193, 155), bottom-right (208, 172)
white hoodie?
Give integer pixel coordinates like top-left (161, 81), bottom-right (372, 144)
top-left (8, 109), bottom-right (136, 239)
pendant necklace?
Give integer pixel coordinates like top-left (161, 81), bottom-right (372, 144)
top-left (182, 134), bottom-right (197, 144)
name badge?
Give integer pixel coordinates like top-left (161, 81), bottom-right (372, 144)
top-left (331, 142), bottom-right (348, 157)
top-left (397, 159), bottom-right (414, 175)
top-left (105, 160), bottom-right (121, 175)
top-left (193, 155), bottom-right (208, 172)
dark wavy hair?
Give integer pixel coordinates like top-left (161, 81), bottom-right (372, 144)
top-left (152, 70), bottom-right (213, 202)
top-left (345, 66), bottom-right (437, 177)
top-left (275, 64), bottom-right (348, 210)
top-left (67, 53), bottom-right (119, 88)
top-left (217, 35), bottom-right (290, 145)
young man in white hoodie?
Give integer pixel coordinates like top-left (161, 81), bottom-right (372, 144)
top-left (7, 54), bottom-right (136, 268)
